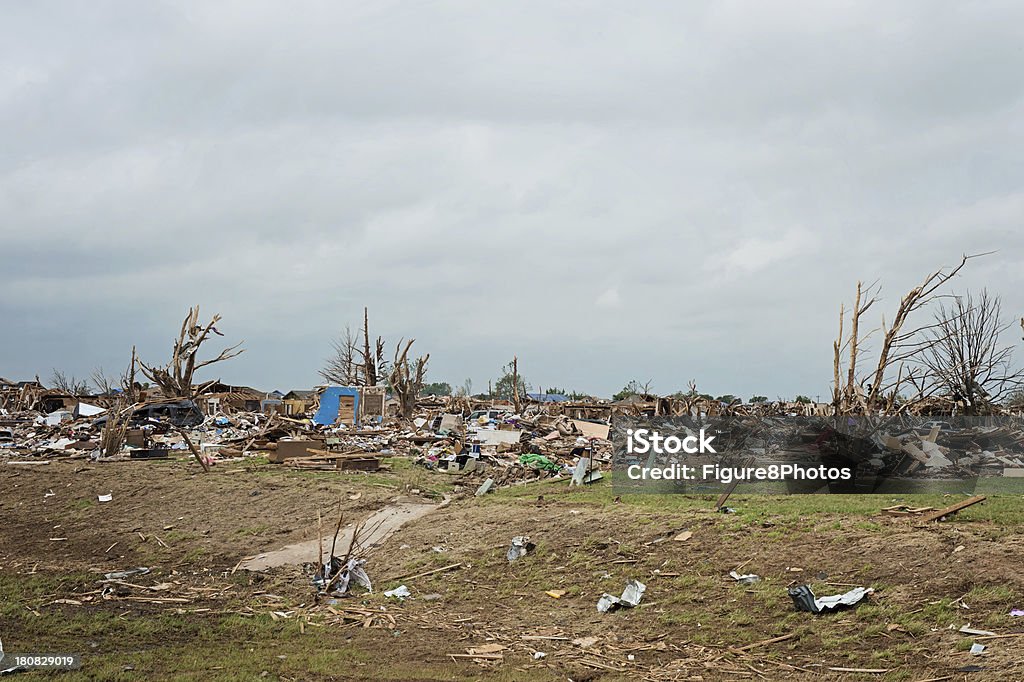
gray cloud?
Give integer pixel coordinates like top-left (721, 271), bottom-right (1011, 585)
top-left (2, 1), bottom-right (1023, 399)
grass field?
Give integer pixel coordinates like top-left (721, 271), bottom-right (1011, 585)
top-left (2, 456), bottom-right (1022, 680)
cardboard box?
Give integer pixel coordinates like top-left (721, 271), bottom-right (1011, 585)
top-left (269, 439), bottom-right (318, 463)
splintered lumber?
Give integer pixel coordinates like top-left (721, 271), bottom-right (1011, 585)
top-left (882, 435), bottom-right (903, 452)
top-left (176, 428), bottom-right (209, 473)
top-left (900, 442), bottom-right (929, 464)
top-left (880, 504), bottom-right (936, 517)
top-left (715, 482), bottom-right (739, 510)
top-left (387, 562), bottom-right (462, 582)
top-left (730, 632), bottom-right (797, 652)
top-left (285, 457), bottom-right (380, 472)
top-left (304, 447), bottom-right (370, 459)
top-left (715, 457), bottom-right (754, 509)
top-left (918, 495), bottom-right (986, 523)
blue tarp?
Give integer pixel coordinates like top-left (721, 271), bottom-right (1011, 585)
top-left (313, 386), bottom-right (361, 426)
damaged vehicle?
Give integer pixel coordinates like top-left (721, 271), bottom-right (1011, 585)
top-left (93, 399), bottom-right (205, 428)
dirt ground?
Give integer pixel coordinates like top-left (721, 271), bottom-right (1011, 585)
top-left (2, 456), bottom-right (1023, 681)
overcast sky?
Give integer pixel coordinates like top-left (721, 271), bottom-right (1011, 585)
top-left (2, 1), bottom-right (1023, 400)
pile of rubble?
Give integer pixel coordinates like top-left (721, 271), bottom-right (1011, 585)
top-left (404, 408), bottom-right (611, 487)
top-left (0, 391), bottom-right (614, 495)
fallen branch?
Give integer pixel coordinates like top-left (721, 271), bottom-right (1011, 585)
top-left (387, 562), bottom-right (463, 582)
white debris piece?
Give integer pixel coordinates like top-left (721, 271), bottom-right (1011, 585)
top-left (598, 579), bottom-right (646, 613)
top-left (384, 585), bottom-right (411, 600)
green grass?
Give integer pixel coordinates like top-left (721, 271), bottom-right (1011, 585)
top-left (488, 472), bottom-right (1024, 527)
top-left (8, 458), bottom-right (1024, 681)
top-left (0, 571), bottom-right (561, 681)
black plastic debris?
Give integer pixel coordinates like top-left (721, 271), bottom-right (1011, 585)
top-left (789, 584), bottom-right (873, 614)
top-left (103, 567), bottom-right (151, 581)
top-left (129, 448), bottom-right (169, 460)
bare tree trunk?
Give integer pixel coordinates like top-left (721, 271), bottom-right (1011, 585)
top-left (846, 283), bottom-right (862, 408)
top-left (921, 290), bottom-right (1024, 413)
top-left (832, 302), bottom-right (844, 408)
top-left (363, 307), bottom-right (377, 387)
top-left (120, 346), bottom-right (139, 403)
top-left (512, 356), bottom-right (521, 413)
top-left (388, 339), bottom-right (429, 419)
top-left (139, 306), bottom-right (244, 398)
top-left (831, 254), bottom-right (979, 415)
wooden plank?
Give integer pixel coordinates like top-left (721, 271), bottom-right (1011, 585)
top-left (176, 427), bottom-right (210, 473)
top-left (901, 442), bottom-right (929, 464)
top-left (918, 495), bottom-right (986, 523)
top-left (304, 448), bottom-right (371, 459)
top-left (386, 562), bottom-right (462, 582)
top-left (730, 632), bottom-right (797, 652)
top-left (882, 435), bottom-right (903, 452)
top-left (715, 457), bottom-right (754, 509)
top-left (572, 419), bottom-right (610, 440)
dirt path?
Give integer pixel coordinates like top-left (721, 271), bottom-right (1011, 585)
top-left (238, 497), bottom-right (443, 570)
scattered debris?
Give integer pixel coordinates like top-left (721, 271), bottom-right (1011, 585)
top-left (452, 643), bottom-right (506, 663)
top-left (880, 504), bottom-right (937, 517)
top-left (918, 495), bottom-right (987, 523)
top-left (729, 570), bottom-right (761, 585)
top-left (959, 625), bottom-right (997, 637)
top-left (312, 509), bottom-right (377, 596)
top-left (788, 584), bottom-right (874, 613)
top-left (572, 636), bottom-right (599, 648)
top-left (315, 556), bottom-right (372, 596)
top-left (475, 478), bottom-right (494, 496)
top-left (506, 536), bottom-right (534, 563)
top-left (383, 585), bottom-right (410, 600)
top-left (103, 567), bottom-right (151, 581)
top-left (597, 579), bottom-right (646, 613)
top-left (970, 643), bottom-right (986, 655)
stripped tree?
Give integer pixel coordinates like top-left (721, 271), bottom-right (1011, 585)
top-left (389, 339), bottom-right (429, 419)
top-left (320, 325), bottom-right (360, 385)
top-left (321, 307), bottom-right (386, 387)
top-left (50, 370), bottom-right (89, 396)
top-left (120, 346), bottom-right (139, 403)
top-left (920, 290), bottom-right (1023, 413)
top-left (139, 306), bottom-right (244, 398)
top-left (831, 254), bottom-right (982, 415)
